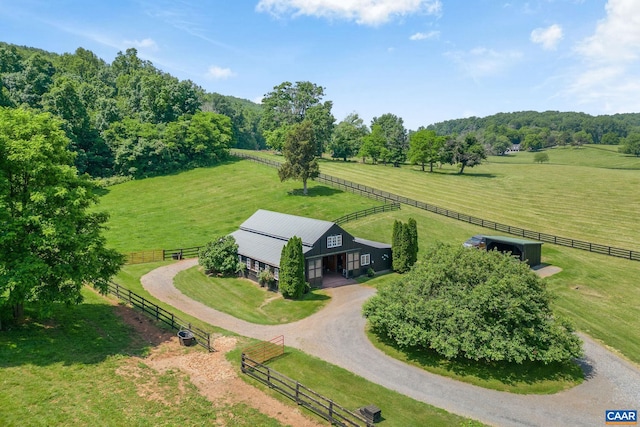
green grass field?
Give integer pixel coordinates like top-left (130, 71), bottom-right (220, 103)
top-left (0, 289), bottom-right (283, 427)
top-left (240, 147), bottom-right (640, 250)
top-left (174, 266), bottom-right (329, 324)
top-left (99, 158), bottom-right (379, 253)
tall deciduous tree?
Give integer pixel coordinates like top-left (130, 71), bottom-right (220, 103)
top-left (619, 133), bottom-right (640, 156)
top-left (363, 243), bottom-right (583, 364)
top-left (358, 124), bottom-right (386, 164)
top-left (329, 113), bottom-right (368, 161)
top-left (261, 81), bottom-right (335, 156)
top-left (279, 236), bottom-right (305, 299)
top-left (372, 113), bottom-right (407, 167)
top-left (408, 129), bottom-right (444, 172)
top-left (442, 133), bottom-right (486, 174)
top-left (0, 108), bottom-right (124, 320)
top-left (278, 121), bottom-right (319, 195)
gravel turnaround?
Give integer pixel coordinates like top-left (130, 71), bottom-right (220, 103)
top-left (142, 259), bottom-right (640, 427)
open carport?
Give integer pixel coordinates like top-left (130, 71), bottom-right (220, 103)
top-left (484, 236), bottom-right (542, 266)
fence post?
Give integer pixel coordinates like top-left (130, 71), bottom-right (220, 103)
top-left (296, 382), bottom-right (300, 404)
top-left (329, 400), bottom-right (334, 422)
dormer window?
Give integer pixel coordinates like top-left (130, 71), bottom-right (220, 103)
top-left (327, 234), bottom-right (342, 248)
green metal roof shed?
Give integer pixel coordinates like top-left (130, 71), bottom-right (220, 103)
top-left (484, 236), bottom-right (543, 266)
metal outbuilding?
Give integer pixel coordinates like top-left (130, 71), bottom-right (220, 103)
top-left (483, 236), bottom-right (543, 266)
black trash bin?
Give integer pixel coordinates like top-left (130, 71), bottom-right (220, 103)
top-left (177, 329), bottom-right (196, 346)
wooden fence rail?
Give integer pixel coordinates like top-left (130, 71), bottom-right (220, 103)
top-left (232, 150), bottom-right (640, 262)
top-left (241, 354), bottom-right (373, 427)
top-left (106, 281), bottom-right (214, 352)
top-left (333, 203), bottom-right (400, 225)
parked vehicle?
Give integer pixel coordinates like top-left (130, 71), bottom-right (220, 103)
top-left (463, 235), bottom-right (486, 249)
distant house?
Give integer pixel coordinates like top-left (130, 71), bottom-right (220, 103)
top-left (505, 144), bottom-right (521, 153)
top-left (231, 210), bottom-right (392, 288)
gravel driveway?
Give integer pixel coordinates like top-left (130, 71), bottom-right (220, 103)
top-left (142, 259), bottom-right (640, 427)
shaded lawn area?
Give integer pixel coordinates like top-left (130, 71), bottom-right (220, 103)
top-left (174, 266), bottom-right (330, 325)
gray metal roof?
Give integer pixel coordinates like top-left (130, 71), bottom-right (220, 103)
top-left (484, 236), bottom-right (543, 246)
top-left (239, 209), bottom-right (334, 246)
top-left (354, 237), bottom-right (391, 249)
top-left (232, 229), bottom-right (313, 267)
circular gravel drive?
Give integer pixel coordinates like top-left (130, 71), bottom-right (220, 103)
top-left (142, 259), bottom-right (640, 427)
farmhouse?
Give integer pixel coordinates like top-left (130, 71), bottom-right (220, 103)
top-left (231, 210), bottom-right (392, 288)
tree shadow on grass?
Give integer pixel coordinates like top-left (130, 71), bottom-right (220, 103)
top-left (287, 185), bottom-right (343, 197)
top-left (0, 301), bottom-right (169, 368)
top-left (371, 330), bottom-right (584, 392)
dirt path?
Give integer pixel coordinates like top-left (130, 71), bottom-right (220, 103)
top-left (142, 259), bottom-right (640, 427)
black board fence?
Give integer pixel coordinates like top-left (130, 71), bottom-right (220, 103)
top-left (241, 353), bottom-right (373, 427)
top-left (106, 281), bottom-right (214, 352)
top-left (232, 150), bottom-right (640, 262)
top-left (333, 203), bottom-right (400, 225)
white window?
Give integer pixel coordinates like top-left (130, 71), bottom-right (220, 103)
top-left (274, 268), bottom-right (279, 280)
top-left (361, 254), bottom-right (371, 266)
top-left (246, 258), bottom-right (251, 270)
top-left (327, 234), bottom-right (343, 249)
top-left (254, 260), bottom-right (259, 271)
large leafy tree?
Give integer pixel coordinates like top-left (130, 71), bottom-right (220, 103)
top-left (279, 236), bottom-right (305, 299)
top-left (329, 113), bottom-right (368, 161)
top-left (363, 244), bottom-right (583, 364)
top-left (0, 108), bottom-right (124, 320)
top-left (358, 124), bottom-right (386, 164)
top-left (408, 129), bottom-right (444, 172)
top-left (261, 81), bottom-right (334, 155)
top-left (442, 133), bottom-right (486, 174)
top-left (278, 120), bottom-right (319, 195)
top-left (372, 113), bottom-right (407, 167)
top-left (619, 133), bottom-right (640, 156)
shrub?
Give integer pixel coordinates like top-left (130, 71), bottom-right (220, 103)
top-left (198, 235), bottom-right (240, 276)
top-left (363, 243), bottom-right (583, 364)
top-left (534, 152), bottom-right (549, 163)
top-left (367, 267), bottom-right (376, 278)
top-left (257, 268), bottom-right (275, 287)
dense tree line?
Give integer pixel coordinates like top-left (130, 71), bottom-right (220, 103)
top-left (427, 110), bottom-right (640, 154)
top-left (0, 43), bottom-right (254, 180)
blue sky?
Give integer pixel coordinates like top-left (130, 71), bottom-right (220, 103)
top-left (1, 0), bottom-right (639, 129)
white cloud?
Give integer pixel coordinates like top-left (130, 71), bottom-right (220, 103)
top-left (530, 24), bottom-right (563, 50)
top-left (410, 30), bottom-right (440, 41)
top-left (445, 47), bottom-right (523, 80)
top-left (567, 0), bottom-right (640, 113)
top-left (123, 38), bottom-right (159, 51)
top-left (206, 66), bottom-right (236, 80)
top-left (255, 0), bottom-right (442, 26)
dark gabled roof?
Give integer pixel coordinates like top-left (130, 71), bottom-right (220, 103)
top-left (239, 209), bottom-right (335, 247)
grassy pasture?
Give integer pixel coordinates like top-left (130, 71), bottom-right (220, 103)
top-left (98, 158), bottom-right (379, 253)
top-left (241, 147), bottom-right (640, 250)
top-left (0, 289), bottom-right (282, 427)
top-left (174, 266), bottom-right (330, 324)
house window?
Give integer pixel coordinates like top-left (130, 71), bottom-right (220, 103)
top-left (274, 268), bottom-right (279, 280)
top-left (327, 234), bottom-right (343, 249)
top-left (246, 258), bottom-right (251, 270)
top-left (347, 251), bottom-right (360, 272)
top-left (254, 260), bottom-right (259, 271)
top-left (361, 254), bottom-right (371, 266)
top-left (307, 258), bottom-right (322, 279)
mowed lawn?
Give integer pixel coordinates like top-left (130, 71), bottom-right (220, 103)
top-left (98, 158), bottom-right (380, 253)
top-left (241, 147), bottom-right (640, 250)
top-left (174, 266), bottom-right (330, 325)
